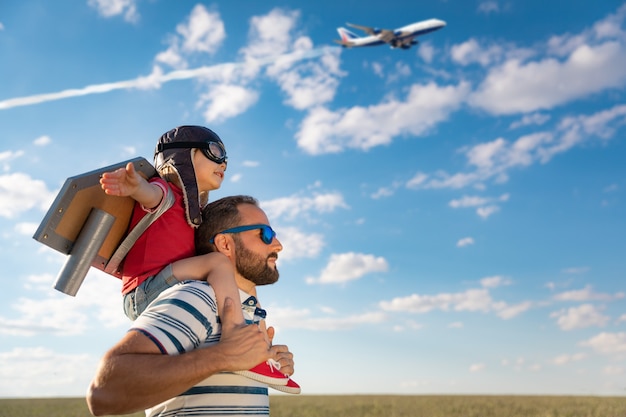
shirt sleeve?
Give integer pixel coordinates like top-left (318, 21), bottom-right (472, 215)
top-left (140, 177), bottom-right (169, 214)
top-left (130, 281), bottom-right (221, 354)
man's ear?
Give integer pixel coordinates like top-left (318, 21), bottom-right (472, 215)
top-left (213, 233), bottom-right (235, 257)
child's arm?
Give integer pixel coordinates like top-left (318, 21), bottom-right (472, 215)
top-left (172, 253), bottom-right (245, 325)
top-left (100, 162), bottom-right (163, 210)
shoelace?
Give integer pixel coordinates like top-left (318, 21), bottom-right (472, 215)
top-left (267, 358), bottom-right (282, 372)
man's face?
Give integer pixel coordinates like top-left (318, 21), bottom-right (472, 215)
top-left (234, 235), bottom-right (279, 286)
top-left (232, 203), bottom-right (283, 286)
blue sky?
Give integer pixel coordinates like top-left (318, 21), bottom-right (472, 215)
top-left (1, 0), bottom-right (625, 398)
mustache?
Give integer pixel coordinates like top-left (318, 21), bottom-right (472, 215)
top-left (267, 252), bottom-right (278, 261)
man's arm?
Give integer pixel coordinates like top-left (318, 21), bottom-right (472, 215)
top-left (86, 298), bottom-right (276, 416)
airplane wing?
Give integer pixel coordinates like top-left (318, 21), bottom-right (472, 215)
top-left (345, 23), bottom-right (398, 45)
top-left (346, 22), bottom-right (381, 36)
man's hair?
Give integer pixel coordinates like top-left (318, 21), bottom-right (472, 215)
top-left (195, 195), bottom-right (260, 255)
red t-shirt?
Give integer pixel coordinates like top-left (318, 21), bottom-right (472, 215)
top-left (121, 178), bottom-right (195, 294)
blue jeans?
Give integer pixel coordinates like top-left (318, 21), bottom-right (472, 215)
top-left (123, 264), bottom-right (179, 320)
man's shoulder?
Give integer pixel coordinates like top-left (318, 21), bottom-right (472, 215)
top-left (161, 280), bottom-right (216, 299)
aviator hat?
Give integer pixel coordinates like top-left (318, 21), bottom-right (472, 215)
top-left (154, 125), bottom-right (226, 227)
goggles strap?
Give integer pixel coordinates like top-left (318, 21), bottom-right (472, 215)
top-left (156, 142), bottom-right (222, 153)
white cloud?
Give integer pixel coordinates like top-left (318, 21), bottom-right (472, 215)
top-left (179, 5), bottom-right (225, 55)
top-left (553, 285), bottom-right (623, 302)
top-left (552, 352), bottom-right (587, 365)
top-left (509, 113), bottom-right (551, 130)
top-left (407, 104), bottom-right (626, 192)
top-left (33, 135), bottom-right (51, 146)
top-left (478, 1), bottom-right (500, 14)
top-left (268, 306), bottom-right (387, 331)
top-left (561, 266), bottom-right (590, 274)
top-left (456, 237), bottom-right (474, 247)
top-left (469, 363), bottom-right (486, 372)
top-left (199, 84), bottom-right (260, 123)
top-left (550, 304), bottom-right (610, 330)
top-left (0, 347), bottom-right (98, 397)
top-left (14, 222), bottom-right (38, 236)
top-left (469, 12), bottom-right (626, 114)
top-left (380, 286), bottom-right (530, 319)
top-left (580, 332), bottom-right (626, 355)
top-left (306, 252), bottom-right (389, 285)
top-left (0, 269), bottom-right (128, 337)
top-left (448, 193), bottom-right (509, 218)
top-left (242, 160), bottom-right (259, 167)
top-left (480, 275), bottom-right (511, 288)
top-left (296, 81), bottom-right (470, 155)
top-left (451, 38), bottom-right (505, 67)
top-left (380, 288), bottom-right (494, 314)
top-left (88, 0), bottom-right (139, 23)
top-left (418, 42), bottom-right (435, 63)
top-left (261, 191), bottom-right (349, 222)
top-left (0, 172), bottom-right (56, 218)
top-left (276, 226), bottom-right (324, 261)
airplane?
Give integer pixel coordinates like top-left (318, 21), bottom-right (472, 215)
top-left (334, 18), bottom-right (446, 50)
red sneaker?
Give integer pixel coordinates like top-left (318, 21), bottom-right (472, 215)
top-left (235, 359), bottom-right (289, 385)
top-left (270, 378), bottom-right (301, 394)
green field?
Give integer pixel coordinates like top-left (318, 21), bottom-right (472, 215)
top-left (0, 395), bottom-right (625, 417)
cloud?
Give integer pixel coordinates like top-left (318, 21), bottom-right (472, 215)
top-left (469, 363), bottom-right (486, 372)
top-left (296, 81), bottom-right (470, 155)
top-left (276, 226), bottom-right (324, 261)
top-left (199, 84), bottom-right (260, 122)
top-left (261, 191), bottom-right (349, 222)
top-left (379, 285), bottom-right (531, 320)
top-left (469, 8), bottom-right (626, 114)
top-left (0, 172), bottom-right (56, 218)
top-left (306, 252), bottom-right (389, 284)
top-left (553, 285), bottom-right (624, 302)
top-left (550, 304), bottom-right (610, 330)
top-left (552, 352), bottom-right (587, 365)
top-left (456, 237), bottom-right (474, 247)
top-left (580, 332), bottom-right (626, 355)
top-left (88, 0), bottom-right (139, 23)
top-left (407, 104), bottom-right (626, 192)
top-left (33, 135), bottom-right (51, 146)
top-left (268, 306), bottom-right (387, 331)
top-left (0, 347), bottom-right (98, 397)
top-left (509, 113), bottom-right (551, 130)
top-left (448, 193), bottom-right (509, 218)
top-left (0, 270), bottom-right (128, 337)
top-left (480, 275), bottom-right (512, 288)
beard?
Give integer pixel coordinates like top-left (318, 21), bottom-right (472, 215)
top-left (234, 239), bottom-right (279, 286)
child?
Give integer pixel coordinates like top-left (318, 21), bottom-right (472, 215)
top-left (100, 125), bottom-right (289, 386)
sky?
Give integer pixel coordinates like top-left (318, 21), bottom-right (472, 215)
top-left (1, 0), bottom-right (625, 399)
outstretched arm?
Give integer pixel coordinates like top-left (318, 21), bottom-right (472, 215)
top-left (87, 297), bottom-right (281, 416)
top-left (100, 162), bottom-right (163, 209)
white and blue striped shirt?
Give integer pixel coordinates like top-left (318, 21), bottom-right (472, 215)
top-left (131, 281), bottom-right (269, 417)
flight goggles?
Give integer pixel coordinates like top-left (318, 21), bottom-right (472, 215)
top-left (156, 140), bottom-right (228, 165)
top-left (209, 224), bottom-right (276, 245)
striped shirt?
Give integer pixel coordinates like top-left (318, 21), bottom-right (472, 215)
top-left (131, 281), bottom-right (269, 417)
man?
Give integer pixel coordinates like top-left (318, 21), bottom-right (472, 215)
top-left (87, 195), bottom-right (297, 416)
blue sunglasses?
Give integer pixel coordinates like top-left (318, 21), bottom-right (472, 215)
top-left (209, 224), bottom-right (276, 244)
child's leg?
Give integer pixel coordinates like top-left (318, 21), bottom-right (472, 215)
top-left (171, 252), bottom-right (245, 325)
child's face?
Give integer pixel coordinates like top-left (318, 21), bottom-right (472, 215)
top-left (193, 149), bottom-right (226, 192)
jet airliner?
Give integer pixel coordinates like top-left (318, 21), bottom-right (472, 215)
top-left (334, 18), bottom-right (446, 49)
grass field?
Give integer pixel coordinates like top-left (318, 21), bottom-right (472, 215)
top-left (0, 395), bottom-right (625, 417)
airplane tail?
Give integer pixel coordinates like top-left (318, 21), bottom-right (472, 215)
top-left (336, 27), bottom-right (359, 45)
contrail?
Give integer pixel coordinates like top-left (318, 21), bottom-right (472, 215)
top-left (0, 46), bottom-right (335, 110)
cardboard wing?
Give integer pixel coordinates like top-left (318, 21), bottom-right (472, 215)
top-left (33, 157), bottom-right (157, 295)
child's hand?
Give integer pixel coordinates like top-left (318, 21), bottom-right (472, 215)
top-left (100, 162), bottom-right (142, 197)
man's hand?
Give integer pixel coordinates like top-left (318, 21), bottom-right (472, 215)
top-left (216, 297), bottom-right (274, 372)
